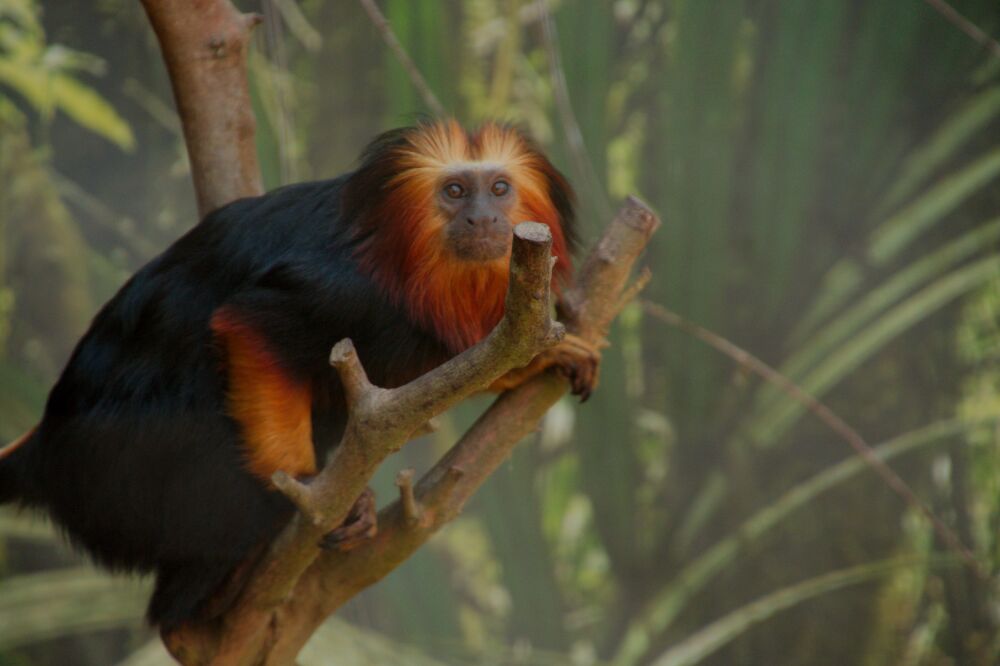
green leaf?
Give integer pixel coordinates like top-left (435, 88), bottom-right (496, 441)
top-left (875, 86), bottom-right (1000, 217)
top-left (751, 255), bottom-right (1000, 444)
top-left (869, 147), bottom-right (1000, 265)
top-left (795, 147), bottom-right (1000, 341)
top-left (613, 419), bottom-right (986, 665)
top-left (0, 55), bottom-right (53, 117)
top-left (647, 558), bottom-right (953, 666)
top-left (0, 0), bottom-right (41, 35)
top-left (790, 259), bottom-right (865, 342)
top-left (41, 44), bottom-right (106, 76)
top-left (0, 51), bottom-right (132, 151)
top-left (757, 217), bottom-right (1000, 415)
top-left (50, 73), bottom-right (134, 151)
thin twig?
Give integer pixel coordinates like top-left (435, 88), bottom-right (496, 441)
top-left (613, 267), bottom-right (653, 320)
top-left (358, 0), bottom-right (447, 117)
top-left (409, 417), bottom-right (439, 438)
top-left (270, 0), bottom-right (322, 52)
top-left (122, 79), bottom-right (183, 136)
top-left (51, 170), bottom-right (156, 262)
top-left (641, 299), bottom-right (987, 580)
top-left (535, 0), bottom-right (613, 224)
top-left (924, 0), bottom-right (1000, 59)
top-left (271, 471), bottom-right (320, 524)
top-left (395, 469), bottom-right (422, 526)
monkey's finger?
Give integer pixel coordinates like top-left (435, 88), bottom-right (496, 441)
top-left (577, 364), bottom-right (595, 401)
top-left (559, 359), bottom-right (590, 401)
top-left (576, 369), bottom-right (594, 402)
top-left (572, 353), bottom-right (600, 402)
top-left (562, 333), bottom-right (603, 362)
top-left (320, 519), bottom-right (378, 551)
top-left (349, 487), bottom-right (376, 519)
top-left (320, 487), bottom-right (378, 552)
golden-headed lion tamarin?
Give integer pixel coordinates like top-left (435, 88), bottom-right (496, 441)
top-left (0, 120), bottom-right (597, 627)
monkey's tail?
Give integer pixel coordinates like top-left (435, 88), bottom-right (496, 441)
top-left (0, 426), bottom-right (36, 504)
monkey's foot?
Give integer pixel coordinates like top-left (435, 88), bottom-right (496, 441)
top-left (548, 333), bottom-right (601, 401)
top-left (491, 333), bottom-right (601, 401)
top-left (319, 487), bottom-right (378, 551)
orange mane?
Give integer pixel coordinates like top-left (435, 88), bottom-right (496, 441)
top-left (344, 121), bottom-right (575, 353)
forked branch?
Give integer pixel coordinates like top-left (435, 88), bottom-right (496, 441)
top-left (259, 197), bottom-right (660, 665)
top-left (163, 222), bottom-right (575, 664)
top-left (143, 2), bottom-right (660, 662)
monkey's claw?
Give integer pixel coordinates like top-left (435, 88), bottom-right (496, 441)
top-left (320, 487), bottom-right (378, 551)
top-left (551, 333), bottom-right (601, 401)
top-left (489, 334), bottom-right (601, 400)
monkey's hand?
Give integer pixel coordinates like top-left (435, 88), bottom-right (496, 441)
top-left (490, 333), bottom-right (601, 401)
top-left (319, 487), bottom-right (378, 551)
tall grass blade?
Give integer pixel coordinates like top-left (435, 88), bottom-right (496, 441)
top-left (756, 218), bottom-right (1000, 414)
top-left (648, 558), bottom-right (952, 666)
top-left (876, 86), bottom-right (1000, 217)
top-left (613, 418), bottom-right (986, 664)
top-left (752, 255), bottom-right (1000, 444)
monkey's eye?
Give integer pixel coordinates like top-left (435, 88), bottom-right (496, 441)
top-left (491, 180), bottom-right (510, 196)
top-left (444, 183), bottom-right (465, 199)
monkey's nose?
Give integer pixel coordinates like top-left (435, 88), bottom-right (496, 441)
top-left (466, 216), bottom-right (497, 227)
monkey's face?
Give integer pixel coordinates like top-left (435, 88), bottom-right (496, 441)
top-left (437, 166), bottom-right (517, 262)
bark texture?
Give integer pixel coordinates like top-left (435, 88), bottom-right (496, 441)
top-left (141, 0), bottom-right (264, 217)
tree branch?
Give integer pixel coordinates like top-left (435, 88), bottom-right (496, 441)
top-left (162, 221), bottom-right (592, 664)
top-left (142, 3), bottom-right (660, 661)
top-left (140, 0), bottom-right (264, 217)
top-left (260, 196), bottom-right (659, 664)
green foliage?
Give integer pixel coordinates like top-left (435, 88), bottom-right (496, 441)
top-left (4, 1), bottom-right (1000, 664)
top-left (0, 106), bottom-right (93, 379)
top-left (647, 557), bottom-right (957, 666)
top-left (0, 360), bottom-right (46, 441)
top-left (614, 419), bottom-right (994, 664)
top-left (0, 561), bottom-right (451, 666)
top-left (0, 0), bottom-right (133, 150)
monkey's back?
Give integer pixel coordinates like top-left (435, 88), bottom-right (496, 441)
top-left (18, 179), bottom-right (350, 571)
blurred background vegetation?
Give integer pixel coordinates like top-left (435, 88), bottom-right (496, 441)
top-left (2, 0), bottom-right (1000, 664)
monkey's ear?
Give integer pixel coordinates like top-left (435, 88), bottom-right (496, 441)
top-left (341, 126), bottom-right (418, 221)
top-left (541, 160), bottom-right (577, 252)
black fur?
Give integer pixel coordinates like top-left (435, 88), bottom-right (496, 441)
top-left (0, 125), bottom-right (576, 629)
top-left (0, 176), bottom-right (450, 628)
top-left (0, 431), bottom-right (32, 505)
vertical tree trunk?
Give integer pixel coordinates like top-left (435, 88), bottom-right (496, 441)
top-left (140, 0), bottom-right (264, 217)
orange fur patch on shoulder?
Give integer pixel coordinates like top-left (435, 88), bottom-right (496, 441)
top-left (353, 120), bottom-right (574, 354)
top-left (210, 309), bottom-right (316, 482)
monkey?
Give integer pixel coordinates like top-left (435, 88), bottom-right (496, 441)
top-left (0, 120), bottom-right (599, 629)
